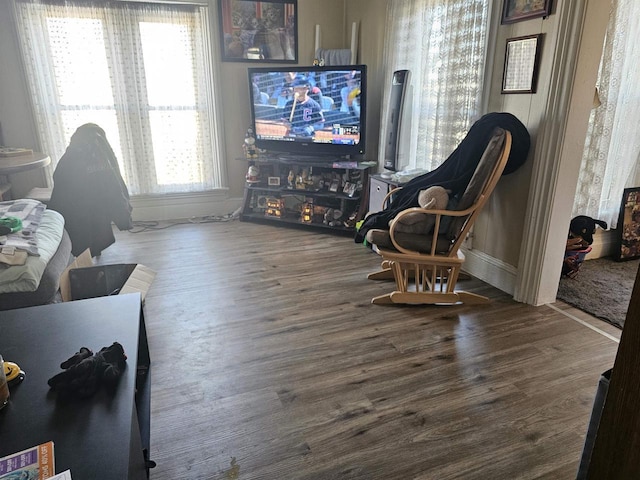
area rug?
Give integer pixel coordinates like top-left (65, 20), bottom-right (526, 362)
top-left (556, 256), bottom-right (640, 329)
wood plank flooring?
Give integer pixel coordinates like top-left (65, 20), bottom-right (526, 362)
top-left (95, 220), bottom-right (620, 480)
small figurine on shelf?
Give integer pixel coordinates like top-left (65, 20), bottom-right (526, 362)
top-left (245, 165), bottom-right (260, 183)
top-left (243, 127), bottom-right (258, 159)
top-left (287, 169), bottom-right (295, 189)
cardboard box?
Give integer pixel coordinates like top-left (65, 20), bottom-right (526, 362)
top-left (59, 249), bottom-right (155, 302)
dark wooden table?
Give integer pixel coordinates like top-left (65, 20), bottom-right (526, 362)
top-left (0, 294), bottom-right (151, 479)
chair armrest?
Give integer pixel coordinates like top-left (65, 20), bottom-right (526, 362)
top-left (382, 186), bottom-right (403, 210)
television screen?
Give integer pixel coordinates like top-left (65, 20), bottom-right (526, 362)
top-left (247, 65), bottom-right (367, 158)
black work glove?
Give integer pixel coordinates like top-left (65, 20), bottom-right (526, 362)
top-left (96, 342), bottom-right (127, 389)
top-left (48, 342), bottom-right (127, 399)
top-left (47, 353), bottom-right (105, 399)
top-left (60, 347), bottom-right (93, 369)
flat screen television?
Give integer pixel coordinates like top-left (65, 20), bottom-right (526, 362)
top-left (247, 64), bottom-right (367, 159)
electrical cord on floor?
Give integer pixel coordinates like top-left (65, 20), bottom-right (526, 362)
top-left (127, 207), bottom-right (242, 233)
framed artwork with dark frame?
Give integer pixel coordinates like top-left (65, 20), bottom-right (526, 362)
top-left (617, 187), bottom-right (640, 261)
top-left (502, 34), bottom-right (542, 94)
top-left (501, 0), bottom-right (553, 24)
top-left (218, 0), bottom-right (298, 63)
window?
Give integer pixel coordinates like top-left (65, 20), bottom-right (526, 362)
top-left (380, 0), bottom-right (490, 172)
top-left (573, 0), bottom-right (640, 229)
top-left (14, 0), bottom-right (225, 195)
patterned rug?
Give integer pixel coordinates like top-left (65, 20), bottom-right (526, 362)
top-left (556, 256), bottom-right (640, 329)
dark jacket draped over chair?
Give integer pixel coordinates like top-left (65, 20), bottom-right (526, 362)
top-left (355, 112), bottom-right (531, 244)
top-left (49, 123), bottom-right (133, 256)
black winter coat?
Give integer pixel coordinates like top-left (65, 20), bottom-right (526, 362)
top-left (49, 124), bottom-right (133, 256)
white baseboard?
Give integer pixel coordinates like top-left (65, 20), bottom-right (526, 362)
top-left (461, 229), bottom-right (617, 297)
top-left (129, 191), bottom-right (243, 221)
top-left (461, 247), bottom-right (518, 296)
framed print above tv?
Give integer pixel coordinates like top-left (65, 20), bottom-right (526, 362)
top-left (218, 0), bottom-right (298, 63)
top-left (502, 0), bottom-right (552, 24)
top-left (617, 187), bottom-right (640, 261)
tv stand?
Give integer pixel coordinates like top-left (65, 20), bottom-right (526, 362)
top-left (239, 155), bottom-right (372, 233)
top-left (277, 154), bottom-right (342, 164)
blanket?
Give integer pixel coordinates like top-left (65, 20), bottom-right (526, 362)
top-left (0, 199), bottom-right (46, 255)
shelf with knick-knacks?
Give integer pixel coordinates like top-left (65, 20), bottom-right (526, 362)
top-left (239, 154), bottom-right (373, 233)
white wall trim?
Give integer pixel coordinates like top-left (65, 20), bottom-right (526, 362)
top-left (130, 191), bottom-right (242, 221)
top-left (462, 247), bottom-right (518, 296)
top-left (462, 229), bottom-right (616, 298)
top-left (514, 0), bottom-right (589, 306)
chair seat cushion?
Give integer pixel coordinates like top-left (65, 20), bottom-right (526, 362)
top-left (366, 228), bottom-right (453, 254)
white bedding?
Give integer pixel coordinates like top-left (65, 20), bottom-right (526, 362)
top-left (0, 209), bottom-right (65, 293)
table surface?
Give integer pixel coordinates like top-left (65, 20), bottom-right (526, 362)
top-left (0, 152), bottom-right (50, 175)
top-left (0, 294), bottom-right (147, 479)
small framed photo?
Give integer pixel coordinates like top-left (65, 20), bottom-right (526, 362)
top-left (502, 34), bottom-right (543, 94)
top-left (343, 182), bottom-right (356, 197)
top-left (617, 187), bottom-right (640, 261)
top-left (268, 176), bottom-right (280, 186)
top-left (329, 180), bottom-right (339, 193)
top-left (501, 0), bottom-right (552, 24)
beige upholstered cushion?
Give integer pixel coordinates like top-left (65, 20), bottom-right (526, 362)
top-left (366, 228), bottom-right (453, 254)
top-left (390, 186), bottom-right (449, 235)
top-left (446, 128), bottom-right (506, 239)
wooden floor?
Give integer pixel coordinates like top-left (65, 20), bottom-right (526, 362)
top-left (95, 220), bottom-right (620, 480)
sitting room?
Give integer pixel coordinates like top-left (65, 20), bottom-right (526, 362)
top-left (0, 0), bottom-right (637, 478)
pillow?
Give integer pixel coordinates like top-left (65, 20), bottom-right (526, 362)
top-left (391, 186), bottom-right (449, 235)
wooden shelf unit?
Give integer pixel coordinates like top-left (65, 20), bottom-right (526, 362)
top-left (240, 156), bottom-right (372, 233)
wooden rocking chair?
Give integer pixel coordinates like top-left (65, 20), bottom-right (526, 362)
top-left (366, 128), bottom-right (512, 305)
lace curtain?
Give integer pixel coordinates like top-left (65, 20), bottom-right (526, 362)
top-left (12, 0), bottom-right (224, 195)
top-left (380, 0), bottom-right (490, 171)
top-left (573, 0), bottom-right (640, 228)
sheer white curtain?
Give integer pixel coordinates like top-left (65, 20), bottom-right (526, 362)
top-left (573, 0), bottom-right (640, 228)
top-left (12, 0), bottom-right (225, 195)
top-left (380, 0), bottom-right (490, 171)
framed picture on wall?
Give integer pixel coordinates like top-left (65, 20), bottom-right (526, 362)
top-left (501, 0), bottom-right (553, 24)
top-left (502, 34), bottom-right (543, 94)
top-left (218, 0), bottom-right (298, 63)
top-left (617, 187), bottom-right (640, 261)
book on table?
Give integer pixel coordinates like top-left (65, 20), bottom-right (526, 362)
top-left (0, 441), bottom-right (55, 479)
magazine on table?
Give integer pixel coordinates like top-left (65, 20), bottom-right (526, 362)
top-left (0, 441), bottom-right (55, 479)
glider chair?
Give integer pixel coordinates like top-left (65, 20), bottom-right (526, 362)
top-left (366, 128), bottom-right (512, 305)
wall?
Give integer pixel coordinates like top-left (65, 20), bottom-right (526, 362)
top-left (466, 0), bottom-right (609, 302)
top-left (0, 1), bottom-right (48, 198)
top-left (344, 0), bottom-right (388, 163)
top-left (514, 0), bottom-right (610, 304)
top-left (465, 1), bottom-right (562, 291)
